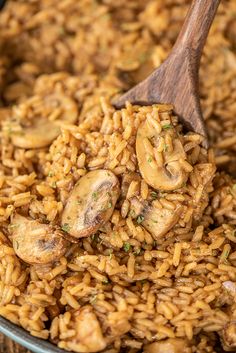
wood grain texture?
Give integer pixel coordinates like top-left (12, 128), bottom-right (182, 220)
top-left (0, 333), bottom-right (31, 353)
top-left (114, 0), bottom-right (221, 145)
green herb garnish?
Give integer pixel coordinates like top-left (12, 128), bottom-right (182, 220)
top-left (162, 124), bottom-right (172, 130)
top-left (163, 144), bottom-right (168, 152)
top-left (61, 223), bottom-right (70, 233)
top-left (147, 156), bottom-right (153, 163)
top-left (102, 200), bottom-right (112, 211)
top-left (107, 201), bottom-right (112, 209)
top-left (137, 215), bottom-right (145, 224)
top-left (92, 192), bottom-right (98, 201)
top-left (123, 242), bottom-right (131, 252)
top-left (48, 171), bottom-right (54, 177)
top-left (150, 191), bottom-right (158, 199)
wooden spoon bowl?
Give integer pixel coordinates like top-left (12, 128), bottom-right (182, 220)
top-left (114, 0), bottom-right (221, 147)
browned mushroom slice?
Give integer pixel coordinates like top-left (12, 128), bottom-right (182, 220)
top-left (136, 117), bottom-right (189, 191)
top-left (223, 281), bottom-right (236, 296)
top-left (10, 94), bottom-right (78, 149)
top-left (220, 321), bottom-right (236, 352)
top-left (10, 214), bottom-right (69, 265)
top-left (143, 339), bottom-right (190, 353)
top-left (70, 306), bottom-right (106, 352)
top-left (61, 170), bottom-right (120, 239)
top-left (130, 197), bottom-right (182, 239)
top-left (11, 118), bottom-right (61, 149)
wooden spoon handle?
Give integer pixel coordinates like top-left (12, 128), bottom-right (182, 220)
top-left (173, 0), bottom-right (221, 67)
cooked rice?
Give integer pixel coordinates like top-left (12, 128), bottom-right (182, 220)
top-left (0, 0), bottom-right (236, 353)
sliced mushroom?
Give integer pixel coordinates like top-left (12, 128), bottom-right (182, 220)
top-left (10, 214), bottom-right (69, 264)
top-left (10, 94), bottom-right (78, 149)
top-left (11, 118), bottom-right (62, 149)
top-left (223, 281), bottom-right (236, 296)
top-left (136, 118), bottom-right (189, 191)
top-left (143, 339), bottom-right (190, 353)
top-left (221, 321), bottom-right (236, 351)
top-left (71, 306), bottom-right (106, 352)
top-left (61, 170), bottom-right (120, 239)
top-left (129, 197), bottom-right (182, 239)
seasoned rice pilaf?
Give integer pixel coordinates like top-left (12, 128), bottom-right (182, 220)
top-left (0, 1), bottom-right (236, 352)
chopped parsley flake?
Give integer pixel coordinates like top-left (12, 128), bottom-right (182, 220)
top-left (162, 124), bottom-right (172, 130)
top-left (150, 191), bottom-right (158, 199)
top-left (147, 156), bottom-right (153, 163)
top-left (92, 192), bottom-right (98, 201)
top-left (163, 144), bottom-right (168, 152)
top-left (102, 200), bottom-right (113, 211)
top-left (48, 171), bottom-right (54, 177)
top-left (61, 223), bottom-right (70, 233)
top-left (137, 215), bottom-right (145, 224)
top-left (123, 242), bottom-right (131, 252)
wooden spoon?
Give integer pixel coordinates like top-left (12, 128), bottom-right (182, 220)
top-left (0, 0), bottom-right (6, 10)
top-left (114, 0), bottom-right (221, 146)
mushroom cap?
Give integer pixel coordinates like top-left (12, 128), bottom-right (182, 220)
top-left (136, 118), bottom-right (188, 191)
top-left (130, 196), bottom-right (182, 239)
top-left (11, 118), bottom-right (61, 149)
top-left (61, 169), bottom-right (120, 239)
top-left (10, 94), bottom-right (78, 149)
top-left (10, 214), bottom-right (69, 264)
top-left (221, 321), bottom-right (236, 351)
top-left (71, 306), bottom-right (106, 352)
top-left (143, 338), bottom-right (190, 353)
